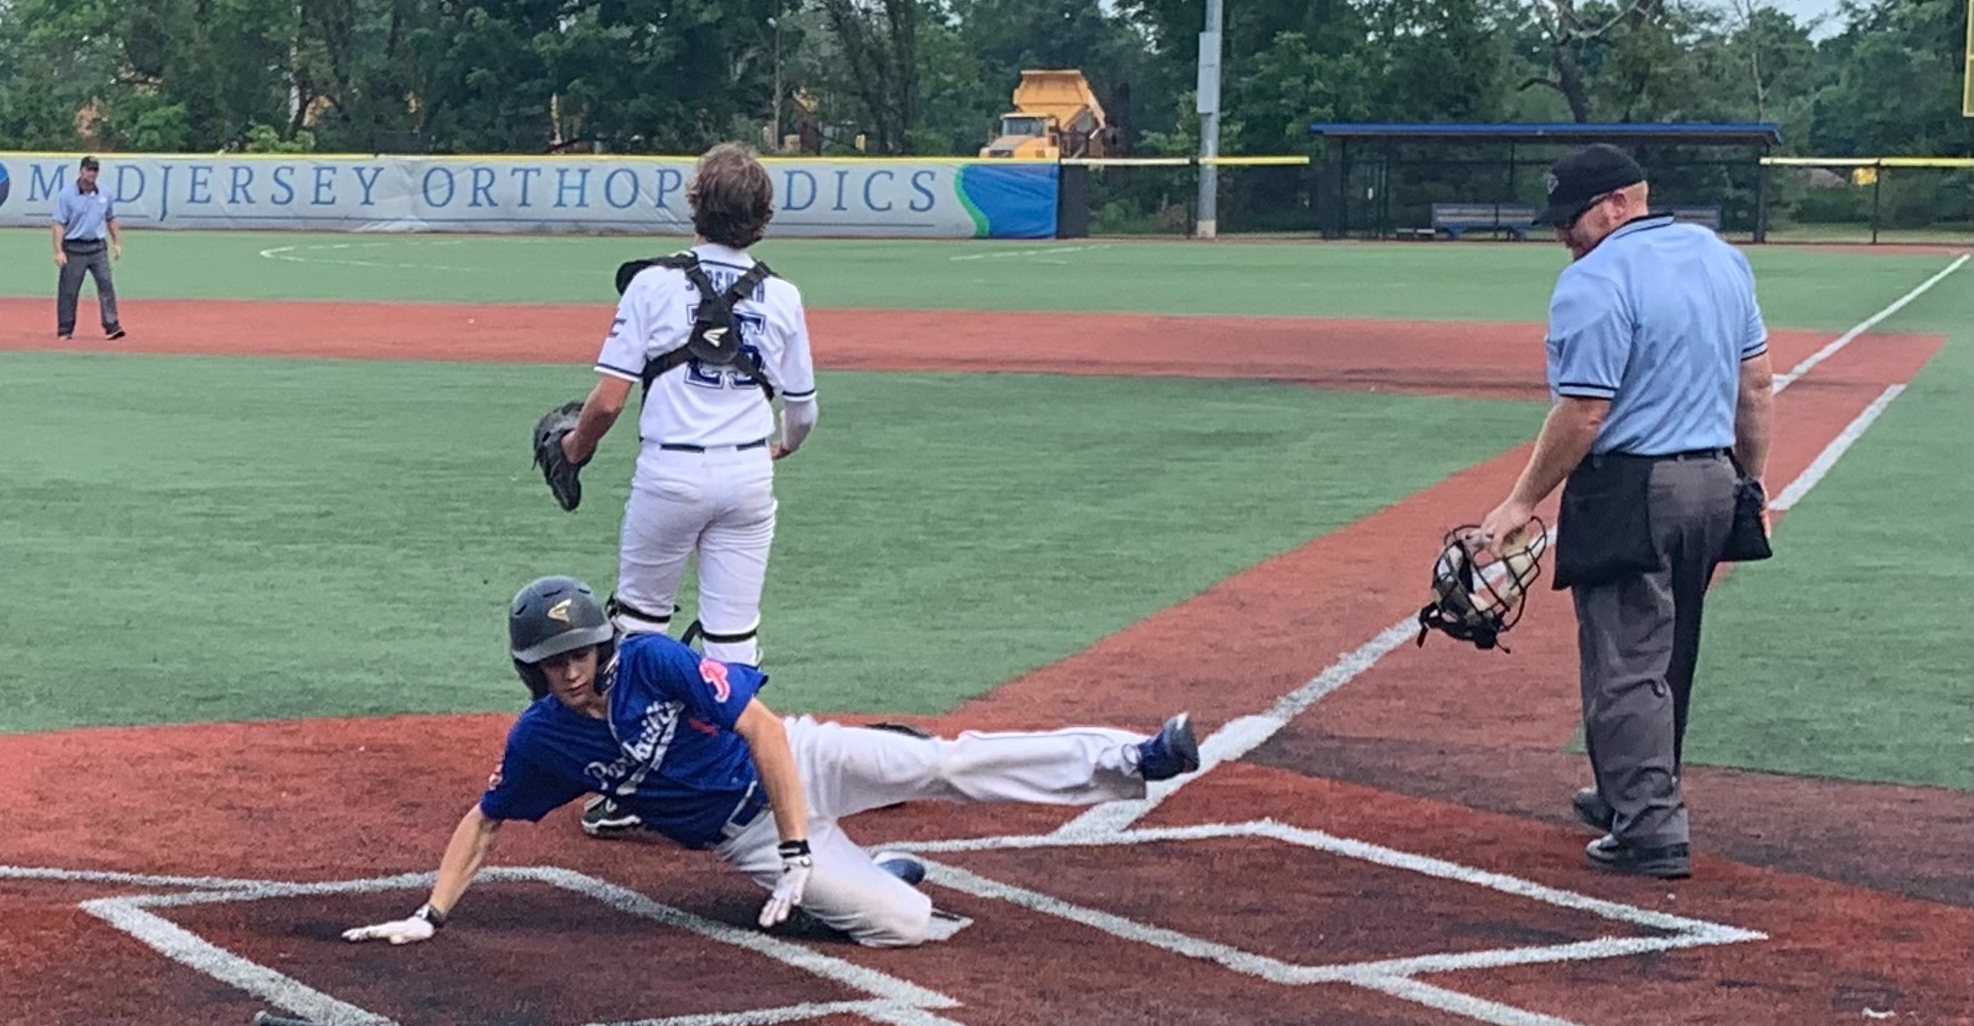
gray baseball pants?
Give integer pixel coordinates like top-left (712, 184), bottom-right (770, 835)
top-left (1572, 454), bottom-right (1736, 848)
top-left (57, 240), bottom-right (120, 336)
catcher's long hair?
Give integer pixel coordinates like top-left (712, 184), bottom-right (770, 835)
top-left (689, 143), bottom-right (775, 249)
top-left (1416, 521), bottom-right (1548, 652)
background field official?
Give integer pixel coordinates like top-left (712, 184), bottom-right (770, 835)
top-left (1478, 143), bottom-right (1775, 880)
top-left (51, 155), bottom-right (126, 341)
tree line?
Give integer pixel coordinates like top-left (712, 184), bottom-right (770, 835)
top-left (0, 0), bottom-right (1965, 232)
top-left (0, 0), bottom-right (1964, 159)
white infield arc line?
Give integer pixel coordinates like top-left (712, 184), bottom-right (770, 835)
top-left (947, 244), bottom-right (1110, 262)
top-left (258, 240), bottom-right (476, 272)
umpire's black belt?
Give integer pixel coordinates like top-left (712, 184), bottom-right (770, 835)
top-left (659, 438), bottom-right (768, 453)
top-left (60, 238), bottom-right (107, 253)
top-left (1587, 447), bottom-right (1727, 468)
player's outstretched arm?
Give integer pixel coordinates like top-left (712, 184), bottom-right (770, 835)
top-left (733, 698), bottom-right (814, 927)
top-left (561, 375), bottom-right (632, 465)
top-left (342, 803), bottom-right (503, 945)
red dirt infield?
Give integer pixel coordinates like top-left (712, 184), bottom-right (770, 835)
top-left (0, 298), bottom-right (1966, 1026)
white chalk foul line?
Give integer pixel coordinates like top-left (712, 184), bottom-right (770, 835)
top-left (1773, 253), bottom-right (1969, 392)
top-left (0, 864), bottom-right (284, 890)
top-left (81, 897), bottom-right (400, 1026)
top-left (1051, 617), bottom-right (1424, 840)
top-left (1356, 975), bottom-right (1594, 1026)
top-left (1771, 384), bottom-right (1904, 511)
top-left (580, 1000), bottom-right (922, 1026)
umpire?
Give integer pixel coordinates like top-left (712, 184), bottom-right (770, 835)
top-left (51, 155), bottom-right (126, 341)
top-left (1478, 143), bottom-right (1774, 880)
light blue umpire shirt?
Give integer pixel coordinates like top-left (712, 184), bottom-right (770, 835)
top-left (1544, 214), bottom-right (1768, 457)
top-left (52, 181), bottom-right (116, 242)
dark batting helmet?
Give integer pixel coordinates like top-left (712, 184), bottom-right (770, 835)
top-left (509, 575), bottom-right (616, 699)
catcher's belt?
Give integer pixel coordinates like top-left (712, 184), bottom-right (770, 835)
top-left (615, 253), bottom-right (778, 401)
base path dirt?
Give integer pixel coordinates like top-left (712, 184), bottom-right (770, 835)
top-left (0, 297), bottom-right (1965, 1025)
top-left (0, 296), bottom-right (1558, 398)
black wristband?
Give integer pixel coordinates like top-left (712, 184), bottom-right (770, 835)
top-left (777, 839), bottom-right (812, 859)
top-left (414, 902), bottom-right (448, 929)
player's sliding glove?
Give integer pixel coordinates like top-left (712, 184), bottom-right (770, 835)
top-left (758, 839), bottom-right (813, 927)
top-left (342, 903), bottom-right (446, 945)
top-left (532, 399), bottom-right (589, 512)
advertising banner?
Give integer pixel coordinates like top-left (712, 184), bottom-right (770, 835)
top-left (0, 154), bottom-right (1058, 239)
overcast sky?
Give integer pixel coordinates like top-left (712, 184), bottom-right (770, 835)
top-left (1724, 0), bottom-right (1851, 37)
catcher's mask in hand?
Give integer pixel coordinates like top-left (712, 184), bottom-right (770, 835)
top-left (1416, 520), bottom-right (1548, 652)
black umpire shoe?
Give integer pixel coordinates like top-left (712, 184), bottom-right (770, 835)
top-left (1572, 787), bottom-right (1615, 832)
top-left (1585, 835), bottom-right (1691, 879)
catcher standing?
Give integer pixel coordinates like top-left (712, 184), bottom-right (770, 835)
top-left (1477, 144), bottom-right (1774, 880)
top-left (535, 141), bottom-right (814, 692)
top-left (537, 143), bottom-right (816, 839)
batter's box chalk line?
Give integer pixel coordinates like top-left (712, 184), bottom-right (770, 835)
top-left (73, 865), bottom-right (969, 1026)
top-left (882, 819), bottom-right (1765, 1026)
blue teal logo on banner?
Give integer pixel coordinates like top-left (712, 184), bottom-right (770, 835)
top-left (0, 163), bottom-right (11, 208)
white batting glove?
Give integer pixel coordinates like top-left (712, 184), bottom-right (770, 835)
top-left (758, 840), bottom-right (814, 927)
top-left (342, 904), bottom-right (445, 944)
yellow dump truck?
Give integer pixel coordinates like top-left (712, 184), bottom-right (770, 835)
top-left (979, 70), bottom-right (1111, 160)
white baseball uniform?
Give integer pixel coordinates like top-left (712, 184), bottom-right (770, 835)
top-left (593, 242), bottom-right (818, 666)
top-left (716, 714), bottom-right (1154, 947)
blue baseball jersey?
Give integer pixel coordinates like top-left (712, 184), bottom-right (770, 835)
top-left (477, 632), bottom-right (769, 848)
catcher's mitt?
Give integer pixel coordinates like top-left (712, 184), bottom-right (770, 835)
top-left (1416, 520), bottom-right (1547, 652)
top-left (532, 400), bottom-right (589, 512)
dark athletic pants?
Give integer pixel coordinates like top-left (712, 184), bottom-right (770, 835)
top-left (1573, 453), bottom-right (1736, 848)
top-left (57, 239), bottom-right (120, 336)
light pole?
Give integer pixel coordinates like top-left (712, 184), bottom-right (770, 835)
top-left (769, 3), bottom-right (784, 152)
top-left (1196, 0), bottom-right (1223, 239)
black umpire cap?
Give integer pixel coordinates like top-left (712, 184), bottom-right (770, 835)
top-left (79, 155), bottom-right (100, 170)
top-left (1533, 144), bottom-right (1646, 227)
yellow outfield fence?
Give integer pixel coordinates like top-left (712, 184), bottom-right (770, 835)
top-left (1758, 155), bottom-right (1972, 245)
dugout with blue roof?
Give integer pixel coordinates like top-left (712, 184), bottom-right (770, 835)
top-left (1303, 122), bottom-right (1784, 242)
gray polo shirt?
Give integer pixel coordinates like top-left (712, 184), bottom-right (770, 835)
top-left (52, 182), bottom-right (116, 242)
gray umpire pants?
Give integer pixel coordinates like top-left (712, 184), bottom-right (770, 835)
top-left (57, 240), bottom-right (120, 336)
top-left (1573, 454), bottom-right (1736, 848)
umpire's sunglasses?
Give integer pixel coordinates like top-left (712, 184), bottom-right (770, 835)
top-left (1558, 191), bottom-right (1618, 230)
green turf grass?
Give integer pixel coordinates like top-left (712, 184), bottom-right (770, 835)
top-left (0, 227), bottom-right (1961, 327)
top-left (0, 354), bottom-right (1544, 732)
top-left (1683, 275), bottom-right (1974, 790)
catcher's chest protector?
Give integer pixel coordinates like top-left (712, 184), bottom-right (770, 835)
top-left (615, 254), bottom-right (780, 401)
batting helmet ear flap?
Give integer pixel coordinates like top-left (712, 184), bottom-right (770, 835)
top-left (1416, 520), bottom-right (1548, 653)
